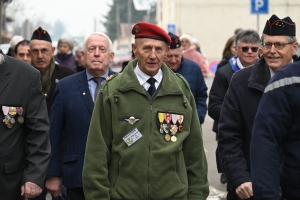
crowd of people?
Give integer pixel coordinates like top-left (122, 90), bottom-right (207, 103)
top-left (0, 13), bottom-right (299, 200)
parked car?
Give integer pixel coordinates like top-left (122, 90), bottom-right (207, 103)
top-left (113, 50), bottom-right (132, 67)
top-left (0, 43), bottom-right (10, 54)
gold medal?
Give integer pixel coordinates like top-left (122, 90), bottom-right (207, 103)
top-left (178, 115), bottom-right (184, 132)
top-left (6, 122), bottom-right (12, 128)
top-left (171, 135), bottom-right (177, 142)
top-left (165, 134), bottom-right (171, 142)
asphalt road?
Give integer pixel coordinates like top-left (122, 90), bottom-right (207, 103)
top-left (46, 71), bottom-right (228, 199)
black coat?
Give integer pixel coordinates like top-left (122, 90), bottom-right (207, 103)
top-left (0, 53), bottom-right (50, 199)
top-left (217, 57), bottom-right (270, 191)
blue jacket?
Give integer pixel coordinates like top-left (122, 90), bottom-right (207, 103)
top-left (251, 57), bottom-right (300, 199)
top-left (47, 69), bottom-right (115, 188)
top-left (174, 58), bottom-right (207, 124)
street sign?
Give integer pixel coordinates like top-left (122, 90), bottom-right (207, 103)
top-left (251, 0), bottom-right (268, 14)
top-left (167, 24), bottom-right (176, 34)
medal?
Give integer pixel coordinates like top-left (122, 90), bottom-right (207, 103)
top-left (171, 135), bottom-right (177, 142)
top-left (6, 122), bottom-right (12, 128)
top-left (178, 115), bottom-right (184, 131)
top-left (17, 107), bottom-right (24, 124)
top-left (165, 134), bottom-right (171, 142)
top-left (8, 107), bottom-right (17, 115)
top-left (10, 117), bottom-right (15, 124)
top-left (158, 113), bottom-right (165, 133)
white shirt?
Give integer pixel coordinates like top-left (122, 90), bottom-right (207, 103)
top-left (134, 63), bottom-right (163, 91)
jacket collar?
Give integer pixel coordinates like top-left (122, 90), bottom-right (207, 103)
top-left (248, 57), bottom-right (271, 92)
top-left (117, 59), bottom-right (184, 96)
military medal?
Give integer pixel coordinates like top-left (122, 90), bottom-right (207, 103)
top-left (17, 107), bottom-right (24, 124)
top-left (165, 134), bottom-right (171, 142)
top-left (158, 113), bottom-right (165, 133)
top-left (8, 107), bottom-right (17, 115)
top-left (178, 115), bottom-right (184, 131)
top-left (171, 135), bottom-right (177, 142)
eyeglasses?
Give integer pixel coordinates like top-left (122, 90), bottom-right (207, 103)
top-left (87, 46), bottom-right (107, 53)
top-left (262, 42), bottom-right (293, 50)
top-left (31, 48), bottom-right (50, 55)
top-left (238, 46), bottom-right (259, 53)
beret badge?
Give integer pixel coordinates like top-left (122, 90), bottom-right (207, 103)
top-left (135, 25), bottom-right (140, 34)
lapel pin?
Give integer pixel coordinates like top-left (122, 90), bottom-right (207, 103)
top-left (83, 92), bottom-right (86, 95)
top-left (125, 116), bottom-right (139, 125)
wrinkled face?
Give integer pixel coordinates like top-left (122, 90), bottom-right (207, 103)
top-left (236, 41), bottom-right (259, 67)
top-left (164, 47), bottom-right (182, 71)
top-left (15, 44), bottom-right (31, 64)
top-left (82, 34), bottom-right (114, 76)
top-left (75, 50), bottom-right (85, 66)
top-left (261, 34), bottom-right (298, 72)
top-left (30, 40), bottom-right (55, 72)
top-left (132, 38), bottom-right (169, 77)
top-left (180, 39), bottom-right (191, 50)
top-left (58, 42), bottom-right (71, 54)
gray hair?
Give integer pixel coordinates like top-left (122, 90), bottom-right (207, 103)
top-left (58, 35), bottom-right (75, 50)
top-left (235, 29), bottom-right (260, 46)
top-left (82, 32), bottom-right (113, 52)
top-left (260, 34), bottom-right (297, 44)
top-left (74, 43), bottom-right (83, 52)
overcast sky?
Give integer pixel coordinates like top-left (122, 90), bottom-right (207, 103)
top-left (6, 0), bottom-right (113, 37)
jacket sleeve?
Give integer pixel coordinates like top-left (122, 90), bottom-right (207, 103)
top-left (194, 65), bottom-right (208, 124)
top-left (251, 71), bottom-right (291, 200)
top-left (23, 71), bottom-right (51, 188)
top-left (83, 87), bottom-right (111, 199)
top-left (217, 73), bottom-right (251, 191)
top-left (47, 83), bottom-right (66, 177)
top-left (208, 68), bottom-right (229, 121)
top-left (180, 81), bottom-right (209, 200)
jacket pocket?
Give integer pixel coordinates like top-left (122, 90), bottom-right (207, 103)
top-left (4, 159), bottom-right (25, 174)
top-left (63, 154), bottom-right (78, 163)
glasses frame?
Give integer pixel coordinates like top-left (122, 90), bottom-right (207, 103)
top-left (237, 46), bottom-right (259, 53)
top-left (262, 42), bottom-right (293, 50)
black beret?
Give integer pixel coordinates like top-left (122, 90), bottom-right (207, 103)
top-left (30, 27), bottom-right (52, 43)
top-left (263, 14), bottom-right (296, 36)
top-left (168, 32), bottom-right (181, 49)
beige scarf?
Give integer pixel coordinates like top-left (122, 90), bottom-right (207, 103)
top-left (40, 58), bottom-right (55, 96)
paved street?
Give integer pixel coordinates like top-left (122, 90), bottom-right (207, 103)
top-left (47, 73), bottom-right (228, 199)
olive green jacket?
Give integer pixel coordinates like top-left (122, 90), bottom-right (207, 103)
top-left (83, 60), bottom-right (209, 200)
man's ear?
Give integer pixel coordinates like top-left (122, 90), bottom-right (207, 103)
top-left (51, 46), bottom-right (56, 56)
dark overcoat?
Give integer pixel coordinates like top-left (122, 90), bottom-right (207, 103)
top-left (47, 68), bottom-right (115, 188)
top-left (0, 52), bottom-right (50, 199)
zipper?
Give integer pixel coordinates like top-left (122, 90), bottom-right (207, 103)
top-left (112, 158), bottom-right (121, 187)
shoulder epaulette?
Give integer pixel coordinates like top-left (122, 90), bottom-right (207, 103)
top-left (106, 73), bottom-right (118, 82)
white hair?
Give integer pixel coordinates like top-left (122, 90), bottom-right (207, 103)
top-left (82, 32), bottom-right (113, 52)
top-left (74, 43), bottom-right (83, 52)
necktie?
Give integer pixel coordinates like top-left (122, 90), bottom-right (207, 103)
top-left (147, 77), bottom-right (156, 96)
top-left (93, 77), bottom-right (104, 100)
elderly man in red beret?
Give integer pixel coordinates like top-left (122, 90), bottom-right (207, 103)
top-left (83, 22), bottom-right (209, 199)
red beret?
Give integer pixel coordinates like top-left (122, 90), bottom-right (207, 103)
top-left (132, 22), bottom-right (171, 44)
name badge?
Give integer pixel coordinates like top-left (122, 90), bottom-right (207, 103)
top-left (123, 128), bottom-right (143, 146)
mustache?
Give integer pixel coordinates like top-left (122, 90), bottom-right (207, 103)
top-left (36, 59), bottom-right (46, 62)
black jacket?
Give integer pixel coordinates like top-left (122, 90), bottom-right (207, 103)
top-left (217, 57), bottom-right (270, 191)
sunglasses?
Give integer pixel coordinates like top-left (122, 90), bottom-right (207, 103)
top-left (238, 46), bottom-right (259, 53)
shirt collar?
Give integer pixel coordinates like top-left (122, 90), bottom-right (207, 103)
top-left (134, 63), bottom-right (163, 85)
top-left (86, 69), bottom-right (109, 81)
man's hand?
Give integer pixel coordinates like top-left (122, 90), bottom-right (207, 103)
top-left (21, 182), bottom-right (42, 199)
top-left (46, 177), bottom-right (62, 198)
top-left (235, 182), bottom-right (253, 199)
